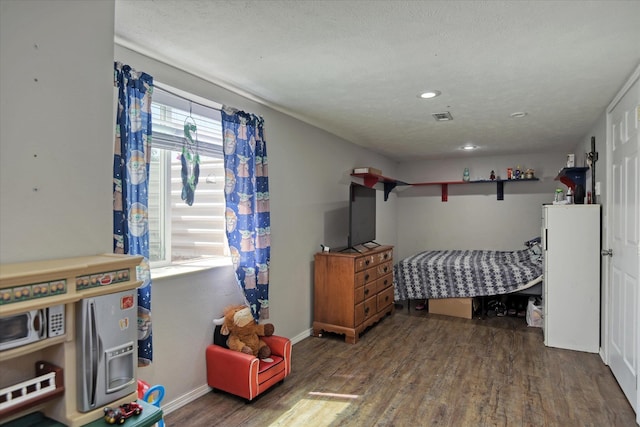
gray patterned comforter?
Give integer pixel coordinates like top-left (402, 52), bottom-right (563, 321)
top-left (393, 248), bottom-right (543, 300)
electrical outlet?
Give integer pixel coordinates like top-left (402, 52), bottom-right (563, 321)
top-left (595, 181), bottom-right (601, 196)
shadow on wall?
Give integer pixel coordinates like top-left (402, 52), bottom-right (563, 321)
top-left (323, 205), bottom-right (348, 249)
top-left (210, 264), bottom-right (247, 317)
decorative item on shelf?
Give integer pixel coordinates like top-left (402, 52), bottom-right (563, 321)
top-left (567, 153), bottom-right (575, 167)
top-left (553, 188), bottom-right (566, 204)
top-left (463, 168), bottom-right (470, 182)
top-left (507, 167), bottom-right (513, 180)
top-left (352, 167), bottom-right (382, 175)
top-left (566, 187), bottom-right (573, 204)
top-left (525, 168), bottom-right (535, 179)
top-left (574, 184), bottom-right (586, 204)
top-left (490, 170), bottom-right (496, 181)
top-left (514, 165), bottom-right (522, 179)
top-left (586, 136), bottom-right (598, 204)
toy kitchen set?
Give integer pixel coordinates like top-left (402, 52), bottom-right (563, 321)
top-left (0, 254), bottom-right (159, 427)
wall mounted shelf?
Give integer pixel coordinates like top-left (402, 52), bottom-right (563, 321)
top-left (350, 172), bottom-right (409, 201)
top-left (555, 167), bottom-right (589, 190)
top-left (351, 172), bottom-right (539, 201)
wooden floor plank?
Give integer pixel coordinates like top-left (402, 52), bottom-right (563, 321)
top-left (166, 309), bottom-right (636, 426)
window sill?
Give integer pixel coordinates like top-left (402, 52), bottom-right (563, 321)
top-left (151, 258), bottom-right (233, 280)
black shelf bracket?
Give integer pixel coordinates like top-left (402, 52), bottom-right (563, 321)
top-left (496, 181), bottom-right (504, 200)
top-left (383, 182), bottom-right (397, 201)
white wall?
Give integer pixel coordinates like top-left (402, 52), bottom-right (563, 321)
top-left (394, 153), bottom-right (565, 259)
top-left (571, 112), bottom-right (608, 361)
top-left (106, 46), bottom-right (401, 404)
top-left (0, 0), bottom-right (115, 263)
top-left (138, 264), bottom-right (246, 409)
top-left (0, 0), bottom-right (400, 409)
top-left (1, 0), bottom-right (618, 416)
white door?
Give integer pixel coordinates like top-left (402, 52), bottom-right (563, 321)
top-left (607, 66), bottom-right (639, 419)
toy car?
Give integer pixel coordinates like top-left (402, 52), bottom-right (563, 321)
top-left (103, 407), bottom-right (123, 425)
top-left (103, 402), bottom-right (143, 424)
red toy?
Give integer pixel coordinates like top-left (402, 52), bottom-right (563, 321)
top-left (103, 402), bottom-right (143, 424)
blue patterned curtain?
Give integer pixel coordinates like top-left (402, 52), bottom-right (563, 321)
top-left (222, 108), bottom-right (271, 321)
top-left (113, 62), bottom-right (154, 366)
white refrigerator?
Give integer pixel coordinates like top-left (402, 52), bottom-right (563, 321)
top-left (542, 204), bottom-right (601, 353)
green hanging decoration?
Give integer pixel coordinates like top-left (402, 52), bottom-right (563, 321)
top-left (181, 105), bottom-right (200, 206)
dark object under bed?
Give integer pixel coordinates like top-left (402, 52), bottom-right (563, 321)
top-left (512, 281), bottom-right (542, 296)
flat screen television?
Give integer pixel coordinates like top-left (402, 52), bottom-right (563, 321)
top-left (348, 182), bottom-right (376, 249)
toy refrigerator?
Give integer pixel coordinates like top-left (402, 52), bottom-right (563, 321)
top-left (76, 289), bottom-right (137, 412)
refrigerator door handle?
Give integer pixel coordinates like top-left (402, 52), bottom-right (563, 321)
top-left (88, 300), bottom-right (98, 407)
top-left (544, 228), bottom-right (548, 251)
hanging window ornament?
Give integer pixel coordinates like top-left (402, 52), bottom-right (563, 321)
top-left (181, 104), bottom-right (200, 206)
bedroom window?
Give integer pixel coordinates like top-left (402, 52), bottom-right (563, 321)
top-left (148, 86), bottom-right (230, 269)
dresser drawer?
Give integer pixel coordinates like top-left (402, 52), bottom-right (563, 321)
top-left (363, 296), bottom-right (377, 320)
top-left (355, 301), bottom-right (365, 325)
top-left (377, 261), bottom-right (392, 277)
top-left (376, 249), bottom-right (393, 264)
top-left (355, 255), bottom-right (376, 272)
top-left (354, 267), bottom-right (378, 287)
top-left (377, 286), bottom-right (394, 311)
top-left (376, 273), bottom-right (393, 293)
top-left (355, 285), bottom-right (364, 304)
top-left (363, 282), bottom-right (377, 301)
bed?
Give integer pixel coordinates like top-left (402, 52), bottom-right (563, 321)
top-left (393, 240), bottom-right (543, 303)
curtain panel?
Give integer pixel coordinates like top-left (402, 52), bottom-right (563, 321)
top-left (113, 62), bottom-right (154, 366)
top-left (221, 109), bottom-right (271, 321)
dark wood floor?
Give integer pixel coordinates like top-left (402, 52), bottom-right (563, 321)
top-left (166, 305), bottom-right (636, 427)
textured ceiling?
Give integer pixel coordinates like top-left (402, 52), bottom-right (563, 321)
top-left (115, 0), bottom-right (640, 162)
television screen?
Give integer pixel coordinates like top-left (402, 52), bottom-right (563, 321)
top-left (348, 182), bottom-right (376, 248)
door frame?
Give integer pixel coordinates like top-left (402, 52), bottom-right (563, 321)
top-left (603, 63), bottom-right (640, 421)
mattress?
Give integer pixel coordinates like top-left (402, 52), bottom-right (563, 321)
top-left (394, 248), bottom-right (543, 300)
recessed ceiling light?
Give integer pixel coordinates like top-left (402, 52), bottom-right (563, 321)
top-left (510, 112), bottom-right (528, 118)
top-left (462, 144), bottom-right (477, 151)
top-left (418, 90), bottom-right (441, 99)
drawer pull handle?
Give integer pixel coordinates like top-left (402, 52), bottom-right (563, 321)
top-left (385, 296), bottom-right (389, 301)
top-left (364, 274), bottom-right (370, 281)
top-left (365, 260), bottom-right (370, 265)
top-left (365, 307), bottom-right (370, 314)
top-left (364, 289), bottom-right (369, 295)
top-left (384, 279), bottom-right (388, 285)
top-left (384, 254), bottom-right (388, 259)
top-left (383, 267), bottom-right (388, 273)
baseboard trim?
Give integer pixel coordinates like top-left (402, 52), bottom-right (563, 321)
top-left (162, 384), bottom-right (211, 415)
top-left (161, 330), bottom-right (311, 415)
top-left (290, 328), bottom-right (312, 345)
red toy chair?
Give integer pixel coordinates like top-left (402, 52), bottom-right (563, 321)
top-left (206, 325), bottom-right (291, 401)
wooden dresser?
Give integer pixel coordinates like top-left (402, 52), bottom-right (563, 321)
top-left (313, 245), bottom-right (394, 343)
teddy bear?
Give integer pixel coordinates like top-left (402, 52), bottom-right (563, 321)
top-left (219, 304), bottom-right (275, 359)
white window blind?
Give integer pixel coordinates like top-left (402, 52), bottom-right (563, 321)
top-left (148, 86), bottom-right (229, 266)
